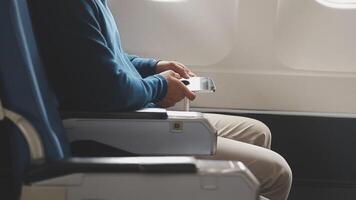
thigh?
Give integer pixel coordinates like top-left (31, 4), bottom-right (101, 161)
top-left (204, 113), bottom-right (272, 149)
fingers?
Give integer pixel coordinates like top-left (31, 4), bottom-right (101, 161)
top-left (179, 81), bottom-right (196, 101)
top-left (172, 71), bottom-right (181, 79)
top-left (158, 60), bottom-right (196, 78)
top-left (172, 78), bottom-right (196, 101)
top-left (187, 71), bottom-right (196, 77)
top-left (166, 70), bottom-right (181, 79)
top-left (175, 62), bottom-right (196, 77)
top-left (184, 89), bottom-right (196, 101)
top-left (158, 69), bottom-right (196, 108)
top-left (167, 61), bottom-right (194, 79)
top-left (174, 65), bottom-right (190, 79)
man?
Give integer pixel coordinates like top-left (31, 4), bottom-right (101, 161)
top-left (29, 0), bottom-right (292, 199)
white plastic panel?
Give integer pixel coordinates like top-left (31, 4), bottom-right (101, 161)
top-left (191, 71), bottom-right (356, 114)
top-left (276, 0), bottom-right (356, 72)
top-left (109, 0), bottom-right (356, 114)
top-left (65, 117), bottom-right (216, 155)
top-left (109, 0), bottom-right (238, 66)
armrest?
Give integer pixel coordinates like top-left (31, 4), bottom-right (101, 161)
top-left (25, 157), bottom-right (197, 183)
top-left (64, 110), bottom-right (217, 156)
top-left (61, 108), bottom-right (168, 120)
top-left (23, 157), bottom-right (260, 200)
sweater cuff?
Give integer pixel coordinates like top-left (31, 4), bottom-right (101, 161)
top-left (147, 58), bottom-right (160, 74)
top-left (144, 74), bottom-right (168, 102)
top-left (133, 58), bottom-right (159, 77)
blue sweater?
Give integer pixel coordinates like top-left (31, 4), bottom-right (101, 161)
top-left (30, 0), bottom-right (167, 111)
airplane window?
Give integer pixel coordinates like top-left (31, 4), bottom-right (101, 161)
top-left (325, 0), bottom-right (356, 2)
top-left (316, 0), bottom-right (356, 8)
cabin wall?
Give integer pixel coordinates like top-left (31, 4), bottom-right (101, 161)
top-left (109, 0), bottom-right (356, 114)
top-left (109, 1), bottom-right (356, 198)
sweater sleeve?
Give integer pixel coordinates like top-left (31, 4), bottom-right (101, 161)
top-left (49, 0), bottom-right (167, 111)
top-left (126, 54), bottom-right (159, 78)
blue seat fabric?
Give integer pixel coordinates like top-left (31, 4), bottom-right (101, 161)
top-left (0, 0), bottom-right (71, 198)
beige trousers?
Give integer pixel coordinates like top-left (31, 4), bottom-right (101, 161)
top-left (201, 114), bottom-right (292, 200)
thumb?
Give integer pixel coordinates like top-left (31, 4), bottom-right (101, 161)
top-left (167, 70), bottom-right (181, 79)
top-left (173, 72), bottom-right (181, 79)
top-left (182, 85), bottom-right (196, 101)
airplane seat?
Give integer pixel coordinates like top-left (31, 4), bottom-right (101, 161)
top-left (0, 0), bottom-right (263, 199)
top-left (0, 0), bottom-right (71, 197)
top-left (25, 0), bottom-right (217, 157)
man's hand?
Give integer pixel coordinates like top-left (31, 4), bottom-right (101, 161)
top-left (157, 70), bottom-right (196, 108)
top-left (156, 61), bottom-right (196, 79)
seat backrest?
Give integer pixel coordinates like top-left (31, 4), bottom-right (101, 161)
top-left (0, 0), bottom-right (71, 167)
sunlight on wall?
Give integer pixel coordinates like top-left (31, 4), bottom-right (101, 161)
top-left (316, 0), bottom-right (356, 9)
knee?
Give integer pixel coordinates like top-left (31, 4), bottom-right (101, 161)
top-left (276, 154), bottom-right (293, 186)
top-left (260, 152), bottom-right (293, 198)
top-left (252, 120), bottom-right (272, 149)
top-left (270, 152), bottom-right (293, 190)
